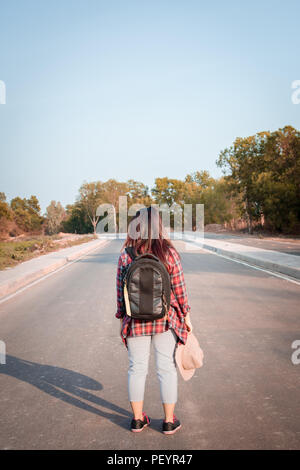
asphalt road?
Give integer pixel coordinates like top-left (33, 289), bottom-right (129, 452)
top-left (0, 239), bottom-right (300, 450)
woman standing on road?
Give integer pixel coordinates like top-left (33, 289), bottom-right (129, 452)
top-left (115, 206), bottom-right (192, 435)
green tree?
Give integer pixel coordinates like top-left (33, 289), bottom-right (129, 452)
top-left (10, 195), bottom-right (44, 232)
top-left (77, 181), bottom-right (104, 235)
top-left (45, 200), bottom-right (66, 235)
top-left (255, 126), bottom-right (300, 232)
top-left (217, 126), bottom-right (300, 233)
top-left (100, 179), bottom-right (128, 208)
top-left (127, 180), bottom-right (152, 206)
top-left (201, 177), bottom-right (240, 225)
top-left (216, 132), bottom-right (269, 233)
top-left (0, 192), bottom-right (12, 220)
top-left (151, 177), bottom-right (186, 206)
top-left (61, 202), bottom-right (92, 234)
top-left (185, 170), bottom-right (215, 189)
top-left (255, 174), bottom-right (298, 233)
top-left (97, 179), bottom-right (129, 232)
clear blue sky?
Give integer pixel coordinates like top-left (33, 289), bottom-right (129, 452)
top-left (0, 0), bottom-right (299, 215)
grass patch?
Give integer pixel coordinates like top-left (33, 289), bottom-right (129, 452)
top-left (0, 234), bottom-right (96, 270)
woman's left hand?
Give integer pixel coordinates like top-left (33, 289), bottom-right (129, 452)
top-left (184, 313), bottom-right (193, 334)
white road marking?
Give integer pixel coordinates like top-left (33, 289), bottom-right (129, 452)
top-left (0, 241), bottom-right (110, 305)
top-left (183, 240), bottom-right (300, 286)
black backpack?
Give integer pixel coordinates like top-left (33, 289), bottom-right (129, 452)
top-left (123, 246), bottom-right (171, 321)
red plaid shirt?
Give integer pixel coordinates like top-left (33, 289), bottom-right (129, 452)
top-left (115, 246), bottom-right (191, 348)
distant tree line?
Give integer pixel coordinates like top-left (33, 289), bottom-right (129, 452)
top-left (0, 125), bottom-right (299, 238)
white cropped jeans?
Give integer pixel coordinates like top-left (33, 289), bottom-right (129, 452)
top-left (127, 328), bottom-right (178, 404)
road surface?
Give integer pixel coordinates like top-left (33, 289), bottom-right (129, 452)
top-left (0, 239), bottom-right (300, 450)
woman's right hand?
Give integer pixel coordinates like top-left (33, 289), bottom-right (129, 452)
top-left (184, 313), bottom-right (193, 334)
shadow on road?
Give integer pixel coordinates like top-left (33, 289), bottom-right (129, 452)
top-left (0, 355), bottom-right (132, 430)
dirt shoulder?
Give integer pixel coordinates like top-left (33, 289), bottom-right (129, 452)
top-left (0, 232), bottom-right (96, 271)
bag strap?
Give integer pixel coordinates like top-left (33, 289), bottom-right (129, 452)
top-left (134, 253), bottom-right (160, 262)
top-left (125, 247), bottom-right (160, 263)
top-left (123, 282), bottom-right (132, 317)
top-left (125, 246), bottom-right (137, 261)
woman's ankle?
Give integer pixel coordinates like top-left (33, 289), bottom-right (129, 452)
top-left (164, 414), bottom-right (174, 423)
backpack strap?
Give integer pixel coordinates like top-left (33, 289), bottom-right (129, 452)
top-left (125, 246), bottom-right (137, 261)
top-left (134, 253), bottom-right (160, 262)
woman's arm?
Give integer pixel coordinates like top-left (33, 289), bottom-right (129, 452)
top-left (169, 249), bottom-right (193, 333)
top-left (169, 249), bottom-right (191, 317)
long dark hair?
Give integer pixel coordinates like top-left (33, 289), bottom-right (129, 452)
top-left (122, 206), bottom-right (180, 273)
